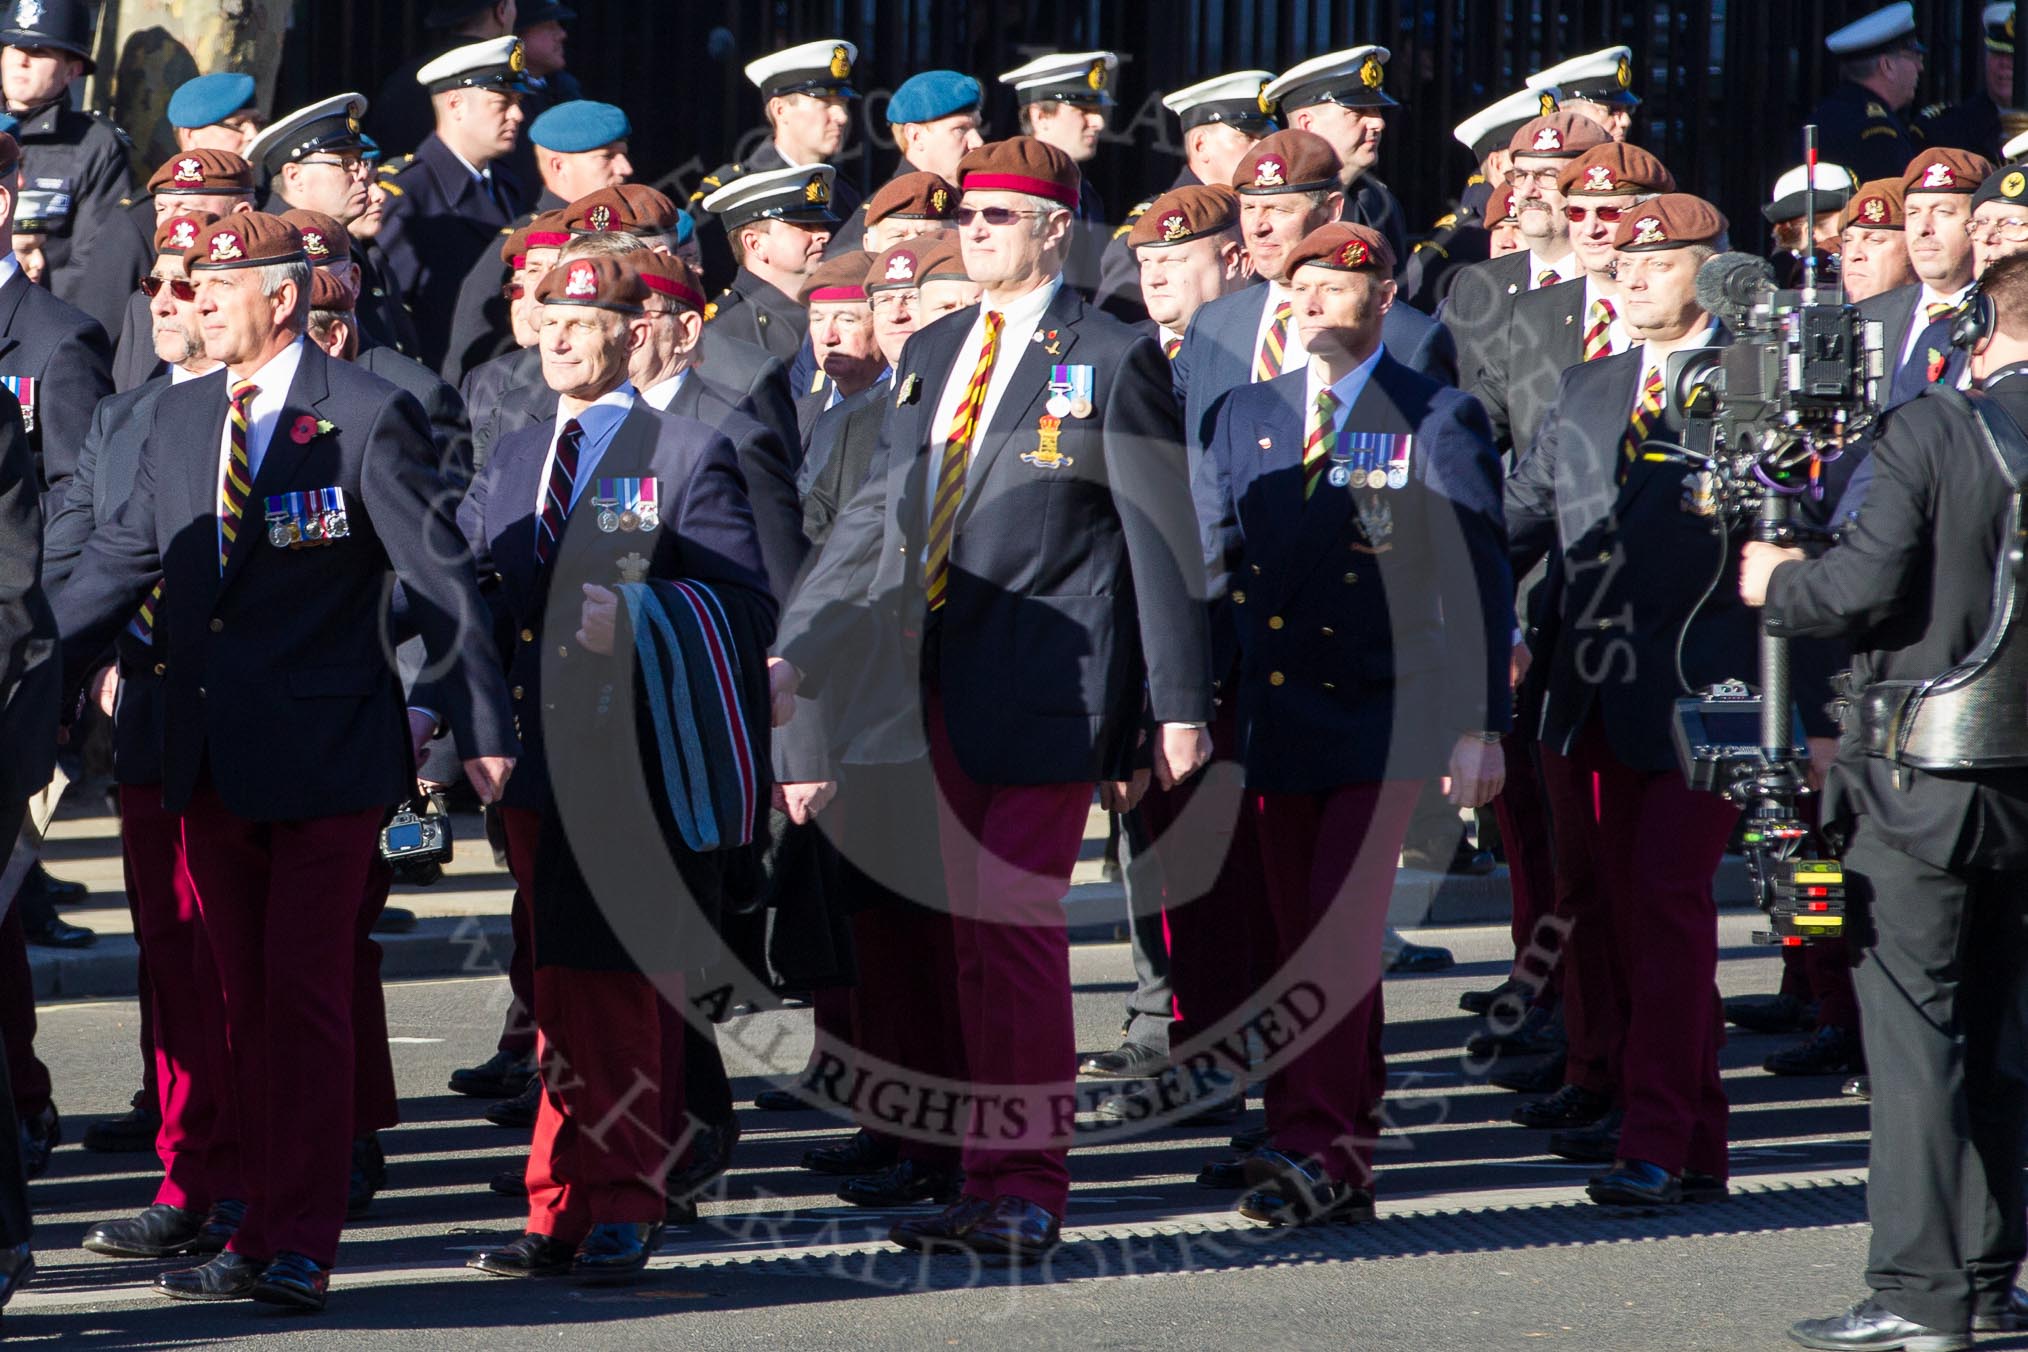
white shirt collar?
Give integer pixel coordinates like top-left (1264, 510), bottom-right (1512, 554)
top-left (981, 274), bottom-right (1061, 337)
top-left (0, 253), bottom-right (20, 293)
top-left (444, 142), bottom-right (492, 183)
top-left (171, 362), bottom-right (213, 384)
top-left (640, 368), bottom-right (690, 411)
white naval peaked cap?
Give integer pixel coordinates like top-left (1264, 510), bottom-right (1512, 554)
top-left (1263, 45), bottom-right (1396, 110)
top-left (1455, 86), bottom-right (1559, 157)
top-left (1824, 3), bottom-right (1920, 56)
top-left (998, 50), bottom-right (1120, 105)
top-left (1526, 46), bottom-right (1639, 106)
top-left (743, 38), bottom-right (859, 98)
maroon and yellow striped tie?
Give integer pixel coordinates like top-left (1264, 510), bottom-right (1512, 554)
top-left (218, 379), bottom-right (258, 570)
top-left (1621, 366), bottom-right (1665, 473)
top-left (1926, 299), bottom-right (1956, 324)
top-left (1163, 336), bottom-right (1182, 361)
top-left (924, 310), bottom-right (1004, 611)
top-left (1583, 298), bottom-right (1617, 361)
top-left (1302, 388), bottom-right (1340, 500)
top-left (1536, 268), bottom-right (1558, 289)
top-left (134, 581), bottom-right (162, 641)
top-left (1254, 299), bottom-right (1292, 382)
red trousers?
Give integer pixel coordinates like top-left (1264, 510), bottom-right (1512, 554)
top-left (1538, 741), bottom-right (1619, 1097)
top-left (121, 784), bottom-right (240, 1210)
top-left (1251, 781), bottom-right (1422, 1187)
top-left (1565, 717), bottom-right (1735, 1177)
top-left (178, 782), bottom-right (383, 1267)
top-left (926, 696), bottom-right (1089, 1217)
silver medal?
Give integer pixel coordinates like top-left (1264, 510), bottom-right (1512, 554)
top-left (1327, 465), bottom-right (1351, 488)
top-left (1046, 394), bottom-right (1071, 418)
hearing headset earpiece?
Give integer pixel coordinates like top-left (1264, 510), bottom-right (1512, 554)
top-left (1951, 283), bottom-right (1995, 352)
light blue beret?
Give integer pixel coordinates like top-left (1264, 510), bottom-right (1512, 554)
top-left (529, 100), bottom-right (630, 153)
top-left (167, 73), bottom-right (256, 129)
top-left (886, 70), bottom-right (982, 126)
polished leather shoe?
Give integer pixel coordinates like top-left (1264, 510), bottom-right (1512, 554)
top-left (490, 1168), bottom-right (528, 1198)
top-left (371, 906), bottom-right (417, 935)
top-left (469, 1231), bottom-right (574, 1278)
top-left (753, 1088), bottom-right (806, 1111)
top-left (1548, 1108), bottom-right (1623, 1163)
top-left (82, 1089), bottom-right (160, 1152)
top-left (1387, 941), bottom-right (1455, 974)
top-left (803, 1128), bottom-right (897, 1176)
top-left (1725, 991), bottom-right (1814, 1034)
top-left (1843, 1075), bottom-right (1872, 1101)
top-left (1197, 1154), bottom-right (1250, 1189)
top-left (83, 1203), bottom-right (207, 1259)
top-left (1973, 1285), bottom-right (2028, 1332)
top-left (961, 1197), bottom-right (1061, 1262)
top-left (1078, 1041), bottom-right (1167, 1079)
top-left (1239, 1148), bottom-right (1376, 1226)
top-left (1401, 842), bottom-right (1496, 876)
top-left (571, 1222), bottom-right (662, 1283)
top-left (1513, 1083), bottom-right (1612, 1130)
top-left (665, 1118), bottom-right (740, 1200)
top-left (1460, 977), bottom-right (1531, 1016)
top-left (1788, 1298), bottom-right (1971, 1350)
top-left (889, 1195), bottom-right (994, 1251)
top-left (0, 1242), bottom-right (30, 1308)
top-left (1468, 1004), bottom-right (1566, 1058)
top-left (1586, 1159), bottom-right (1683, 1207)
top-left (347, 1133), bottom-right (385, 1219)
top-left (1487, 1052), bottom-right (1566, 1093)
top-left (1229, 1124), bottom-right (1270, 1153)
top-left (251, 1251), bottom-right (329, 1311)
top-left (665, 1192), bottom-right (698, 1225)
top-left (155, 1250), bottom-right (265, 1301)
top-left (1681, 1171), bottom-right (1729, 1203)
top-left (839, 1158), bottom-right (963, 1208)
top-left (31, 863), bottom-right (87, 904)
top-left (23, 916), bottom-right (94, 948)
top-left (1766, 1025), bottom-right (1866, 1076)
top-left (485, 1075), bottom-right (541, 1128)
top-left (190, 1199), bottom-right (246, 1255)
top-left (19, 1102), bottom-right (58, 1179)
top-left (449, 1049), bottom-right (536, 1099)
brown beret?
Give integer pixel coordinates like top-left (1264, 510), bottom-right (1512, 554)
top-left (566, 183), bottom-right (679, 235)
top-left (279, 209), bottom-right (351, 265)
top-left (154, 211), bottom-right (219, 257)
top-left (916, 237), bottom-right (968, 283)
top-left (866, 241), bottom-right (928, 292)
top-left (1612, 193), bottom-right (1727, 252)
top-left (957, 136), bottom-right (1081, 210)
top-left (1485, 185), bottom-right (1519, 228)
top-left (520, 207), bottom-right (575, 259)
top-left (1283, 221), bottom-right (1396, 277)
top-left (1231, 129), bottom-right (1339, 195)
top-left (1128, 184), bottom-right (1240, 248)
top-left (865, 171), bottom-right (958, 225)
top-left (1842, 178), bottom-right (1907, 230)
top-left (1558, 143), bottom-right (1676, 197)
top-left (1509, 112), bottom-right (1609, 159)
top-left (308, 266), bottom-right (358, 312)
top-left (1903, 147), bottom-right (1994, 196)
top-left (147, 148), bottom-right (254, 196)
top-left (800, 249), bottom-right (874, 304)
top-left (534, 253), bottom-right (648, 312)
top-left (632, 252), bottom-right (706, 312)
top-left (186, 212), bottom-right (307, 271)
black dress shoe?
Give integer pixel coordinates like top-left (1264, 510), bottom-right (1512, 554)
top-left (1513, 1082), bottom-right (1611, 1130)
top-left (82, 1203), bottom-right (207, 1258)
top-left (571, 1222), bottom-right (662, 1283)
top-left (155, 1250), bottom-right (265, 1301)
top-left (838, 1158), bottom-right (963, 1208)
top-left (1586, 1159), bottom-right (1683, 1207)
top-left (469, 1231), bottom-right (575, 1278)
top-left (1973, 1285), bottom-right (2028, 1332)
top-left (1468, 1004), bottom-right (1566, 1058)
top-left (1788, 1298), bottom-right (1971, 1350)
top-left (753, 1088), bottom-right (806, 1111)
top-left (485, 1075), bottom-right (541, 1128)
top-left (1681, 1171), bottom-right (1729, 1203)
top-left (665, 1118), bottom-right (740, 1201)
top-left (1387, 941), bottom-right (1455, 974)
top-left (0, 1242), bottom-right (30, 1308)
top-left (1549, 1107), bottom-right (1623, 1163)
top-left (449, 1049), bottom-right (536, 1099)
top-left (250, 1251), bottom-right (329, 1312)
top-left (1401, 842), bottom-right (1495, 875)
top-left (490, 1168), bottom-right (528, 1198)
top-left (23, 916), bottom-right (94, 948)
top-left (19, 1102), bottom-right (58, 1179)
top-left (1238, 1148), bottom-right (1376, 1226)
top-left (190, 1199), bottom-right (246, 1255)
top-left (1460, 977), bottom-right (1530, 1016)
top-left (347, 1133), bottom-right (385, 1219)
top-left (889, 1195), bottom-right (994, 1252)
top-left (370, 906), bottom-right (417, 935)
top-left (1229, 1124), bottom-right (1270, 1153)
top-left (1487, 1052), bottom-right (1567, 1093)
top-left (665, 1192), bottom-right (698, 1225)
top-left (1078, 1041), bottom-right (1167, 1079)
top-left (82, 1089), bottom-right (160, 1153)
top-left (961, 1197), bottom-right (1061, 1262)
top-left (1843, 1075), bottom-right (1872, 1101)
top-left (1197, 1154), bottom-right (1250, 1189)
top-left (1725, 991), bottom-right (1815, 1034)
top-left (803, 1128), bottom-right (897, 1176)
top-left (31, 863), bottom-right (87, 904)
top-left (1765, 1025), bottom-right (1866, 1076)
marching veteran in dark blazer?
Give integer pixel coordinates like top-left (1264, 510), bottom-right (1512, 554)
top-left (770, 135), bottom-right (1214, 1262)
top-left (52, 212), bottom-right (516, 1311)
top-left (1195, 221), bottom-right (1511, 1227)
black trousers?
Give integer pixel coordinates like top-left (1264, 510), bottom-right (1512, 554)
top-left (1118, 809), bottom-right (1174, 1056)
top-left (1846, 828), bottom-right (2028, 1332)
top-left (0, 800), bottom-right (28, 1248)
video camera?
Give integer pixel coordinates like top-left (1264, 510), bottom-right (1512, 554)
top-left (1656, 130), bottom-right (1886, 945)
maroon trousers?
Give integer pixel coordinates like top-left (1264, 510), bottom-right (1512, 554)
top-left (352, 859), bottom-right (399, 1136)
top-left (1565, 718), bottom-right (1736, 1177)
top-left (1538, 741), bottom-right (1620, 1098)
top-left (121, 784), bottom-right (240, 1211)
top-left (178, 782), bottom-right (383, 1267)
top-left (496, 808), bottom-right (539, 1058)
top-left (1251, 781), bottom-right (1422, 1187)
top-left (925, 696), bottom-right (1089, 1218)
top-left (848, 902), bottom-right (965, 1166)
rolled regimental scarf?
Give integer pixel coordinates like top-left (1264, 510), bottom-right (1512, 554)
top-left (620, 578), bottom-right (763, 852)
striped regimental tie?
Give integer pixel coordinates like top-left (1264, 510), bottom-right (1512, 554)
top-left (1302, 388), bottom-right (1340, 500)
top-left (1254, 299), bottom-right (1292, 382)
top-left (533, 418), bottom-right (583, 567)
top-left (217, 379), bottom-right (258, 571)
top-left (924, 310), bottom-right (1005, 610)
top-left (1583, 298), bottom-right (1617, 362)
top-left (1620, 365), bottom-right (1665, 478)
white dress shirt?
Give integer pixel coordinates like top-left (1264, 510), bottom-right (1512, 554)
top-left (639, 368), bottom-right (691, 412)
top-left (1251, 278), bottom-right (1308, 377)
top-left (1527, 249), bottom-right (1579, 288)
top-left (534, 383), bottom-right (636, 516)
top-left (1302, 345), bottom-right (1387, 439)
top-left (924, 275), bottom-right (1061, 498)
top-left (1899, 282), bottom-right (1975, 373)
top-left (1582, 276), bottom-right (1631, 357)
top-left (214, 337), bottom-right (307, 561)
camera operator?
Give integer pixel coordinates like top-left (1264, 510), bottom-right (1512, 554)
top-left (1743, 249), bottom-right (2028, 1352)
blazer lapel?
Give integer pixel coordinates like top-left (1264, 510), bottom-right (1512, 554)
top-left (960, 285), bottom-right (1083, 526)
top-left (1243, 377), bottom-right (1307, 580)
top-left (0, 272), bottom-right (29, 362)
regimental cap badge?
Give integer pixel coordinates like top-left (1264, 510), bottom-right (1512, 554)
top-left (884, 252), bottom-right (916, 281)
top-left (930, 185), bottom-right (949, 212)
top-left (830, 44), bottom-right (851, 80)
top-left (209, 230), bottom-right (244, 261)
top-left (301, 228), bottom-right (328, 259)
top-left (169, 218), bottom-right (196, 249)
top-left (1160, 211), bottom-right (1189, 242)
top-left (563, 260), bottom-right (596, 297)
top-left (1360, 54), bottom-right (1385, 90)
top-left (508, 40), bottom-right (527, 74)
top-left (1922, 162), bottom-right (1956, 188)
top-left (1584, 164), bottom-right (1616, 191)
top-left (1860, 196), bottom-right (1887, 222)
top-left (1338, 239), bottom-right (1370, 268)
top-left (2007, 170), bottom-right (2028, 199)
top-left (15, 0), bottom-right (40, 26)
top-left (1254, 155), bottom-right (1286, 187)
top-left (347, 115), bottom-right (360, 134)
top-left (588, 203), bottom-right (612, 231)
top-left (1631, 215), bottom-right (1665, 246)
top-left (1539, 91), bottom-right (1557, 116)
top-left (1258, 81), bottom-right (1277, 117)
top-left (173, 156), bottom-right (203, 185)
top-left (805, 173), bottom-right (829, 204)
top-left (1533, 126), bottom-right (1563, 151)
top-left (1616, 55), bottom-right (1632, 89)
top-left (1088, 59), bottom-right (1109, 92)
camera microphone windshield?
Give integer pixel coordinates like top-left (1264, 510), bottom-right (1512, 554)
top-left (1694, 251), bottom-right (1779, 329)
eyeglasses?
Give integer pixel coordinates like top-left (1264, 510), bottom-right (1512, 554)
top-left (1564, 204), bottom-right (1628, 223)
top-left (1964, 217), bottom-right (2028, 242)
top-left (1505, 167), bottom-right (1561, 186)
top-left (955, 206), bottom-right (1047, 227)
top-left (501, 282), bottom-right (525, 301)
top-left (869, 290), bottom-right (915, 311)
top-left (139, 275), bottom-right (196, 301)
top-left (298, 155), bottom-right (369, 178)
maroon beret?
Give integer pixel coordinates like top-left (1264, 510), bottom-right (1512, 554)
top-left (186, 212), bottom-right (307, 271)
top-left (534, 253), bottom-right (648, 312)
top-left (1231, 129), bottom-right (1339, 195)
top-left (1128, 184), bottom-right (1240, 247)
top-left (148, 148), bottom-right (254, 196)
top-left (1283, 221), bottom-right (1396, 277)
top-left (1613, 193), bottom-right (1728, 251)
top-left (279, 209), bottom-right (351, 265)
top-left (865, 171), bottom-right (958, 224)
top-left (154, 211), bottom-right (219, 256)
top-left (1509, 112), bottom-right (1609, 159)
top-left (956, 136), bottom-right (1081, 210)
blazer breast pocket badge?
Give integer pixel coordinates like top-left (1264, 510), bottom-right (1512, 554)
top-left (1044, 364), bottom-right (1094, 420)
top-left (593, 477), bottom-right (660, 533)
top-left (265, 488), bottom-right (351, 548)
top-left (1022, 415), bottom-right (1074, 471)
